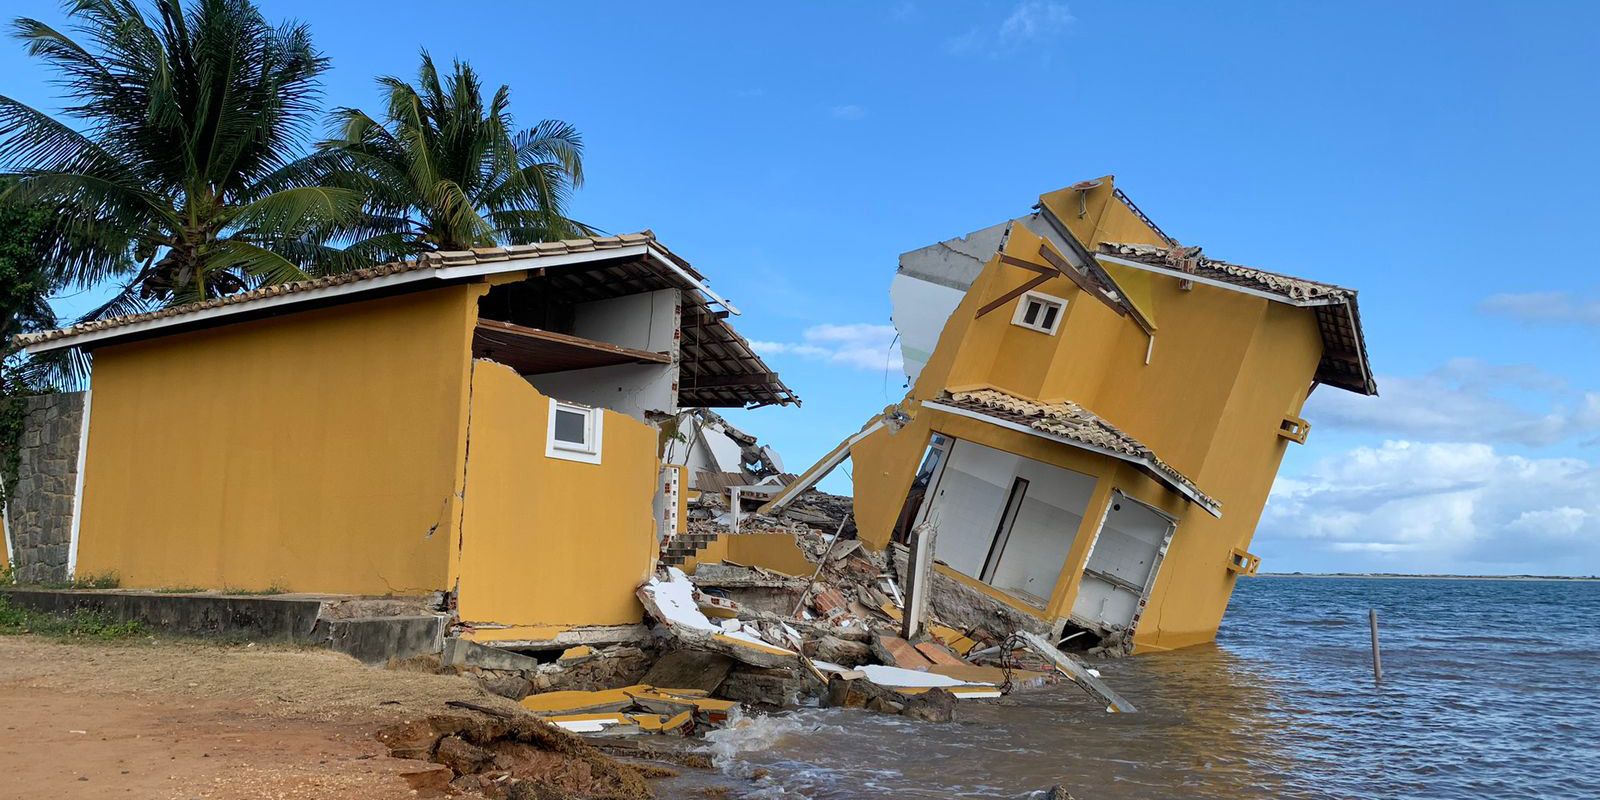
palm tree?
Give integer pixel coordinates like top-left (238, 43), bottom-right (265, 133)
top-left (0, 0), bottom-right (360, 319)
top-left (306, 53), bottom-right (590, 264)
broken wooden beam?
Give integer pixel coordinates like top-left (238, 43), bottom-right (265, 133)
top-left (1018, 631), bottom-right (1137, 713)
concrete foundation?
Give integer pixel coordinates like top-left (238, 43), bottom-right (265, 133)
top-left (0, 588), bottom-right (447, 664)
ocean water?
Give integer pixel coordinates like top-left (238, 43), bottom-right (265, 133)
top-left (679, 577), bottom-right (1600, 799)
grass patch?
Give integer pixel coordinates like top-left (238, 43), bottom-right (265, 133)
top-left (72, 572), bottom-right (121, 590)
top-left (153, 586), bottom-right (207, 594)
top-left (0, 596), bottom-right (145, 640)
top-left (221, 584), bottom-right (288, 596)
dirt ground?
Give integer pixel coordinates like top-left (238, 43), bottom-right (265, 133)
top-left (0, 635), bottom-right (535, 799)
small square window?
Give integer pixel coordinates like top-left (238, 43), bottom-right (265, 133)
top-left (546, 399), bottom-right (603, 464)
top-left (1011, 291), bottom-right (1066, 335)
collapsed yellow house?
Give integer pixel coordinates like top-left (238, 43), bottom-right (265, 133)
top-left (765, 177), bottom-right (1376, 653)
top-left (15, 232), bottom-right (797, 645)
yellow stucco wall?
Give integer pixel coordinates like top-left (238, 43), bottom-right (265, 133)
top-left (74, 287), bottom-right (480, 593)
top-left (852, 176), bottom-right (1329, 652)
top-left (454, 360), bottom-right (657, 631)
top-left (688, 532), bottom-right (815, 577)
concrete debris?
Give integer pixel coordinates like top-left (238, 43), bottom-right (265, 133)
top-left (481, 498), bottom-right (1139, 760)
top-left (640, 649), bottom-right (735, 693)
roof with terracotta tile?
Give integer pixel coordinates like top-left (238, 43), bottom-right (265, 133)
top-left (15, 231), bottom-right (798, 408)
top-left (15, 232), bottom-right (671, 348)
top-left (1095, 242), bottom-right (1376, 396)
top-left (935, 388), bottom-right (1220, 516)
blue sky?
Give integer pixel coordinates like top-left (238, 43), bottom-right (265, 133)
top-left (6, 1), bottom-right (1598, 575)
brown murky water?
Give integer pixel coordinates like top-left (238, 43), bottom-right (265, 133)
top-left (660, 577), bottom-right (1600, 798)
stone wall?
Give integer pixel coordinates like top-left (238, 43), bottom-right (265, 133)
top-left (3, 392), bottom-right (86, 584)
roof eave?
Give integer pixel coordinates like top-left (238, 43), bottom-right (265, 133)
top-left (923, 399), bottom-right (1222, 519)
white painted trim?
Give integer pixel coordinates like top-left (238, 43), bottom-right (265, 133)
top-left (24, 243), bottom-right (712, 355)
top-left (545, 398), bottom-right (604, 464)
top-left (923, 401), bottom-right (1222, 518)
top-left (1010, 291), bottom-right (1067, 335)
top-left (66, 389), bottom-right (92, 578)
top-left (646, 250), bottom-right (741, 316)
top-left (2, 499), bottom-right (13, 570)
top-left (1094, 253), bottom-right (1344, 308)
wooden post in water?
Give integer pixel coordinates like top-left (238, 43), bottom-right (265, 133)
top-left (1368, 608), bottom-right (1383, 683)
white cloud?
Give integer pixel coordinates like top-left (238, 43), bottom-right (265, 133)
top-left (1479, 290), bottom-right (1600, 326)
top-left (1307, 357), bottom-right (1600, 447)
top-left (945, 1), bottom-right (1073, 54)
top-left (999, 0), bottom-right (1075, 44)
top-left (1261, 440), bottom-right (1600, 574)
top-left (752, 323), bottom-right (902, 373)
top-left (829, 104), bottom-right (867, 121)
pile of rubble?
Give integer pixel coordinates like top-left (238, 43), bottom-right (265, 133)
top-left (490, 514), bottom-right (1134, 750)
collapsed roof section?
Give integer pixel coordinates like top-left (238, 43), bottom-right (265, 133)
top-left (18, 232), bottom-right (799, 409)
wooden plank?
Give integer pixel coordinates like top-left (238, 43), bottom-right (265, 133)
top-left (997, 253), bottom-right (1053, 274)
top-left (1018, 631), bottom-right (1137, 713)
top-left (681, 372), bottom-right (779, 389)
top-left (475, 319), bottom-right (671, 364)
top-left (1036, 244), bottom-right (1126, 317)
top-left (974, 272), bottom-right (1053, 318)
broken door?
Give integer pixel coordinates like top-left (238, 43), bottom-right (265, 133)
top-left (913, 438), bottom-right (1096, 607)
top-left (1070, 492), bottom-right (1174, 633)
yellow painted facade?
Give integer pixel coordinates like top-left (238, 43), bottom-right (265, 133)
top-left (68, 274), bottom-right (688, 636)
top-left (682, 532), bottom-right (816, 577)
top-left (853, 176), bottom-right (1343, 652)
top-left (455, 360), bottom-right (658, 630)
top-left (74, 287), bottom-right (479, 593)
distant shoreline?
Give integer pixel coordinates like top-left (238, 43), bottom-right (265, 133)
top-left (1256, 573), bottom-right (1599, 583)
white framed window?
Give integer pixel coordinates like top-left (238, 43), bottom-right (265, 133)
top-left (1011, 291), bottom-right (1066, 335)
top-left (546, 399), bottom-right (603, 464)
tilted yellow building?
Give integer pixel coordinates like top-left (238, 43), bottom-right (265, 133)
top-left (785, 177), bottom-right (1375, 653)
top-left (16, 233), bottom-right (797, 645)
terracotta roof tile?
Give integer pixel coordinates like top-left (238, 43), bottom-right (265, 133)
top-left (940, 388), bottom-right (1219, 514)
top-left (15, 232), bottom-right (666, 348)
top-left (1097, 242), bottom-right (1351, 303)
top-left (1095, 242), bottom-right (1376, 396)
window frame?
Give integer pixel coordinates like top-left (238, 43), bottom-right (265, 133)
top-left (545, 398), bottom-right (604, 464)
top-left (1010, 291), bottom-right (1067, 335)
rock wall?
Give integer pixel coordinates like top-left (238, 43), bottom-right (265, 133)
top-left (4, 392), bottom-right (86, 584)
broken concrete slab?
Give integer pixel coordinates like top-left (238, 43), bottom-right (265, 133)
top-left (534, 644), bottom-right (653, 694)
top-left (640, 649), bottom-right (734, 693)
top-left (443, 638), bottom-right (543, 672)
top-left (464, 623), bottom-right (650, 651)
top-left (717, 666), bottom-right (811, 709)
top-left (803, 634), bottom-right (873, 667)
top-left (637, 568), bottom-right (800, 669)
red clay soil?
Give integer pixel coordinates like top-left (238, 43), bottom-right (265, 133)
top-left (0, 686), bottom-right (443, 799)
top-left (0, 636), bottom-right (648, 799)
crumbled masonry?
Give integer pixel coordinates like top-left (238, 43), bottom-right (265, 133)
top-left (446, 490), bottom-right (1140, 758)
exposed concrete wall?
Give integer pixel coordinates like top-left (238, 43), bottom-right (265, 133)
top-left (3, 391), bottom-right (87, 584)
